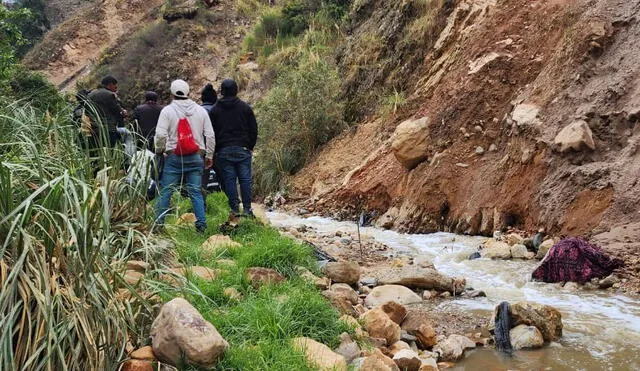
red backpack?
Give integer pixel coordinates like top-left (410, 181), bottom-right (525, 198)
top-left (173, 108), bottom-right (200, 156)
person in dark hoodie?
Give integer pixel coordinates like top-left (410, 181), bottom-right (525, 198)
top-left (87, 75), bottom-right (125, 147)
top-left (200, 83), bottom-right (223, 193)
top-left (132, 91), bottom-right (163, 152)
top-left (209, 78), bottom-right (258, 217)
top-left (200, 83), bottom-right (217, 113)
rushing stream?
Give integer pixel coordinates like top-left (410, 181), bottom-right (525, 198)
top-left (267, 212), bottom-right (640, 371)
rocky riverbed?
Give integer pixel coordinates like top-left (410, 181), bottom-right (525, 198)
top-left (268, 210), bottom-right (640, 370)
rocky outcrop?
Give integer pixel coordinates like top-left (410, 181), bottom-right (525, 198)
top-left (391, 117), bottom-right (430, 170)
top-left (293, 337), bottom-right (348, 371)
top-left (151, 298), bottom-right (228, 367)
top-left (480, 240), bottom-right (512, 259)
top-left (364, 285), bottom-right (422, 307)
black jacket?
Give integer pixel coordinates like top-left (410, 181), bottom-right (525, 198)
top-left (209, 97), bottom-right (258, 152)
top-left (132, 101), bottom-right (163, 151)
top-left (87, 87), bottom-right (124, 132)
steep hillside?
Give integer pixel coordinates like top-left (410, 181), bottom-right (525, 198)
top-left (293, 0), bottom-right (640, 244)
top-left (23, 0), bottom-right (164, 90)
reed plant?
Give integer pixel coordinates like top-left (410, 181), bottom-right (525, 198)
top-left (0, 99), bottom-right (155, 370)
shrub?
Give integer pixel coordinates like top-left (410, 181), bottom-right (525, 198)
top-left (254, 54), bottom-right (345, 195)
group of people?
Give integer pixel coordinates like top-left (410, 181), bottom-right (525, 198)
top-left (79, 75), bottom-right (258, 232)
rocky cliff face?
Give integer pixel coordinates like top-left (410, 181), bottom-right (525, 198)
top-left (293, 0), bottom-right (640, 239)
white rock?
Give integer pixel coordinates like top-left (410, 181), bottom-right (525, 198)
top-left (391, 117), bottom-right (430, 169)
top-left (510, 324), bottom-right (545, 350)
top-left (392, 349), bottom-right (421, 371)
top-left (511, 104), bottom-right (541, 127)
top-left (364, 285), bottom-right (422, 308)
top-left (554, 120), bottom-right (596, 152)
top-left (510, 244), bottom-right (528, 259)
top-left (433, 334), bottom-right (476, 362)
top-left (480, 240), bottom-right (511, 259)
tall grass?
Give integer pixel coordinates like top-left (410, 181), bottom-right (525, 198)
top-left (0, 99), bottom-right (155, 370)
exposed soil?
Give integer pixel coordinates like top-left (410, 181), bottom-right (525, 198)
top-left (23, 0), bottom-right (164, 90)
top-left (291, 0), bottom-right (640, 282)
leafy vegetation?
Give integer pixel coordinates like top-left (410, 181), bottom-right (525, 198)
top-left (241, 0), bottom-right (350, 195)
top-left (155, 193), bottom-right (351, 370)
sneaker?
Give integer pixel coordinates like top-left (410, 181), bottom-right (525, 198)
top-left (196, 225), bottom-right (207, 234)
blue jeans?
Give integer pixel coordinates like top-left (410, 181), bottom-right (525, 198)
top-left (216, 146), bottom-right (252, 214)
top-left (156, 153), bottom-right (206, 230)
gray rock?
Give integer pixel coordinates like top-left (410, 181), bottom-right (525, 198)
top-left (360, 277), bottom-right (378, 287)
top-left (401, 331), bottom-right (417, 343)
top-left (598, 274), bottom-right (620, 289)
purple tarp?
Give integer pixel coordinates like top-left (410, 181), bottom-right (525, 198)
top-left (532, 237), bottom-right (624, 284)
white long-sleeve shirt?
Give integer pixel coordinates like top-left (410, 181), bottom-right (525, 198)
top-left (154, 99), bottom-right (215, 159)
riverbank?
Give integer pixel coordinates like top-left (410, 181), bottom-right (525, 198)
top-left (125, 193), bottom-right (352, 369)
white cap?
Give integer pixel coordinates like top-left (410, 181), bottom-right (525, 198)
top-left (170, 79), bottom-right (190, 98)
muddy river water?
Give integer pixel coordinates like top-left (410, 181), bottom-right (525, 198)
top-left (267, 212), bottom-right (640, 371)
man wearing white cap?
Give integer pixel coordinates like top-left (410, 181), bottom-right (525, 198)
top-left (154, 79), bottom-right (215, 232)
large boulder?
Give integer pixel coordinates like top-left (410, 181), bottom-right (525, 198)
top-left (292, 337), bottom-right (347, 371)
top-left (354, 349), bottom-right (400, 371)
top-left (362, 308), bottom-right (401, 345)
top-left (323, 261), bottom-right (361, 285)
top-left (510, 325), bottom-right (545, 350)
top-left (375, 266), bottom-right (461, 292)
top-left (151, 298), bottom-right (228, 367)
top-left (391, 117), bottom-right (430, 169)
top-left (554, 120), bottom-right (596, 152)
top-left (480, 240), bottom-right (511, 259)
top-left (364, 285), bottom-right (422, 308)
top-left (432, 334), bottom-right (476, 362)
top-left (509, 302), bottom-right (563, 341)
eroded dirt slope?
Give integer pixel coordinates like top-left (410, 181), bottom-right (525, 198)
top-left (23, 0), bottom-right (164, 90)
top-left (293, 0), bottom-right (640, 250)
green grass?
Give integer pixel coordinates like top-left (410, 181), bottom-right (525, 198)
top-left (155, 193), bottom-right (351, 370)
